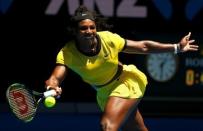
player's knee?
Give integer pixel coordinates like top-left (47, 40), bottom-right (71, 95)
top-left (100, 117), bottom-right (119, 131)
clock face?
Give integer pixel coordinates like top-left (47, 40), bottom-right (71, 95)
top-left (146, 53), bottom-right (178, 82)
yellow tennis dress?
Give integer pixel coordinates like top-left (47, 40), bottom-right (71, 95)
top-left (56, 31), bottom-right (148, 111)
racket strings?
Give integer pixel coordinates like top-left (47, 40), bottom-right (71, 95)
top-left (8, 88), bottom-right (37, 121)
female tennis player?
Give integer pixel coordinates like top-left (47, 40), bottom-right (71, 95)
top-left (45, 5), bottom-right (198, 131)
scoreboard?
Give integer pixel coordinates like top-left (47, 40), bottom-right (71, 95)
top-left (185, 55), bottom-right (203, 86)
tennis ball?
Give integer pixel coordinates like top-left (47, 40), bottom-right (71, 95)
top-left (44, 96), bottom-right (56, 108)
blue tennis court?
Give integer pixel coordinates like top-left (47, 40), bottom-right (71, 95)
top-left (1, 102), bottom-right (203, 131)
top-left (1, 112), bottom-right (203, 131)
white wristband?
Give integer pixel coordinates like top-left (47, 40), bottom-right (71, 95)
top-left (44, 90), bottom-right (56, 97)
top-left (174, 44), bottom-right (178, 54)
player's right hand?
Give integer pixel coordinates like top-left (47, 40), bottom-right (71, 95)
top-left (46, 86), bottom-right (62, 97)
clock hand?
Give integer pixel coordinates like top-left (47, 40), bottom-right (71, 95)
top-left (160, 60), bottom-right (165, 80)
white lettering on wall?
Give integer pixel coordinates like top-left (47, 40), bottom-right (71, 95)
top-left (117, 0), bottom-right (147, 17)
top-left (45, 0), bottom-right (79, 15)
top-left (45, 0), bottom-right (147, 18)
top-left (83, 0), bottom-right (114, 17)
top-left (67, 0), bottom-right (80, 15)
top-left (45, 0), bottom-right (64, 15)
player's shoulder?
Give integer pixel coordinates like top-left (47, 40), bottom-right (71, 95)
top-left (97, 31), bottom-right (114, 36)
top-left (97, 31), bottom-right (124, 41)
top-left (63, 40), bottom-right (75, 49)
top-left (97, 31), bottom-right (121, 40)
top-left (59, 40), bottom-right (76, 54)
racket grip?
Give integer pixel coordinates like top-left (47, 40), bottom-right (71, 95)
top-left (43, 90), bottom-right (56, 98)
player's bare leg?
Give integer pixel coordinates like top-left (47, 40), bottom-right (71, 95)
top-left (121, 109), bottom-right (148, 131)
top-left (100, 96), bottom-right (147, 131)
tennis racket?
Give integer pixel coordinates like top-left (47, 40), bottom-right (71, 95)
top-left (6, 83), bottom-right (57, 122)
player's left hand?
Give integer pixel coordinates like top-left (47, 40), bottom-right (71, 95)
top-left (179, 32), bottom-right (199, 52)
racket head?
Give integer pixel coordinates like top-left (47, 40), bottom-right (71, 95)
top-left (6, 83), bottom-right (38, 122)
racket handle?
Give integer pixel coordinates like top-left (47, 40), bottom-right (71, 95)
top-left (43, 90), bottom-right (56, 98)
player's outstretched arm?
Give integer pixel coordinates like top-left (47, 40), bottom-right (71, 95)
top-left (122, 32), bottom-right (198, 54)
top-left (45, 64), bottom-right (68, 97)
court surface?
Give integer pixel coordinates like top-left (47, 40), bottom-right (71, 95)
top-left (1, 112), bottom-right (203, 131)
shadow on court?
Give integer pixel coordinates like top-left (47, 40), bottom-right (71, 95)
top-left (1, 112), bottom-right (203, 131)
